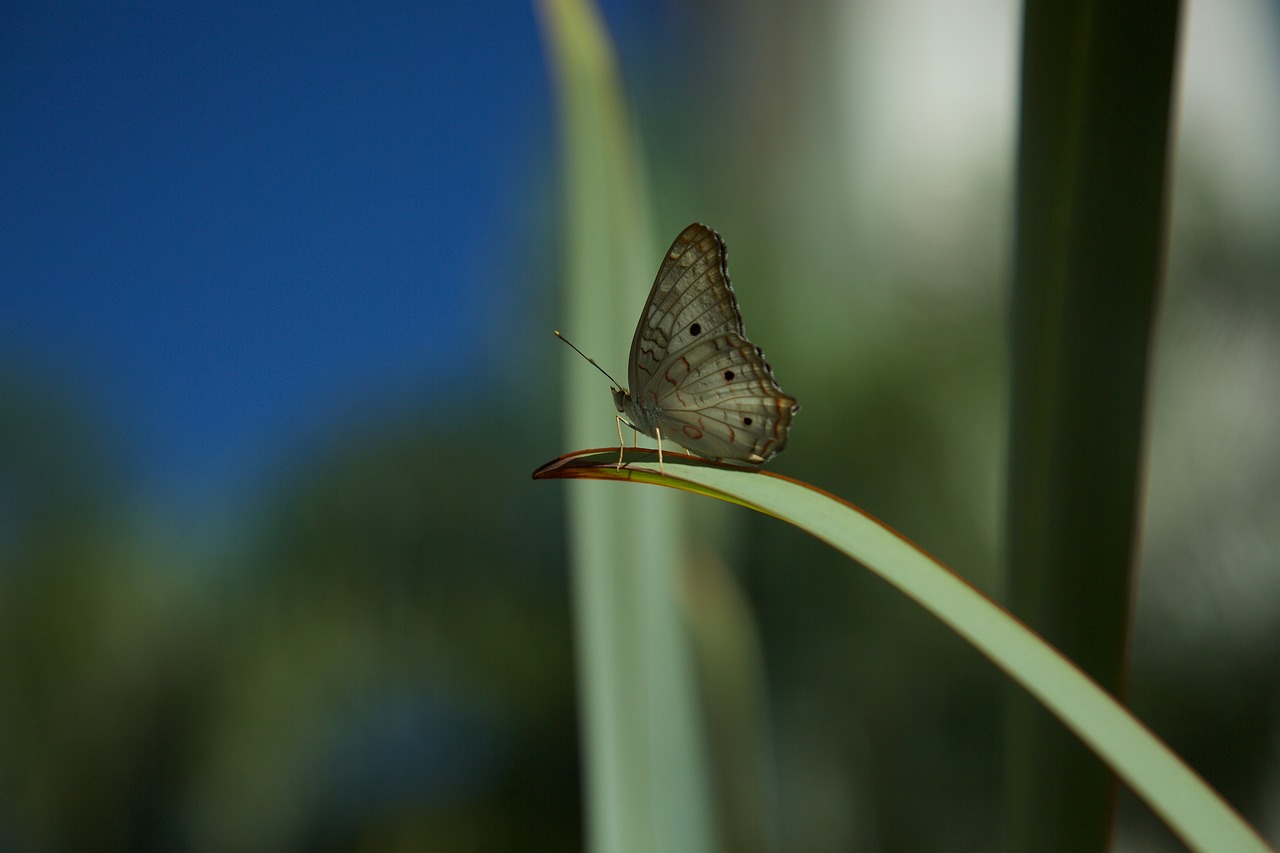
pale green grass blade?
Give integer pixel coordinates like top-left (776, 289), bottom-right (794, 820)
top-left (535, 449), bottom-right (1275, 853)
top-left (536, 1), bottom-right (715, 851)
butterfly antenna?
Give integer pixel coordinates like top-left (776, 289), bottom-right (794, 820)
top-left (554, 330), bottom-right (624, 389)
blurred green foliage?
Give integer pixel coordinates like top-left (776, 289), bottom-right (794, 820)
top-left (2, 2), bottom-right (1277, 851)
top-left (0, 376), bottom-right (580, 851)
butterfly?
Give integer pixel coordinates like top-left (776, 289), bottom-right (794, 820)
top-left (559, 222), bottom-right (799, 471)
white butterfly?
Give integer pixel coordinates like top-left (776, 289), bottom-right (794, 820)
top-left (560, 223), bottom-right (799, 470)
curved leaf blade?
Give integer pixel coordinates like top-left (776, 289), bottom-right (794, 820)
top-left (534, 448), bottom-right (1274, 853)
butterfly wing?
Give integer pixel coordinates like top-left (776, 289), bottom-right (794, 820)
top-left (649, 331), bottom-right (799, 462)
top-left (628, 223), bottom-right (799, 464)
top-left (628, 223), bottom-right (744, 396)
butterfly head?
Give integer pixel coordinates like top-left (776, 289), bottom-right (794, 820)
top-left (609, 385), bottom-right (629, 414)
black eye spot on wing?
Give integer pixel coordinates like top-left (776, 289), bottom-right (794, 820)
top-left (743, 416), bottom-right (753, 426)
top-left (690, 322), bottom-right (702, 336)
top-left (723, 370), bottom-right (734, 381)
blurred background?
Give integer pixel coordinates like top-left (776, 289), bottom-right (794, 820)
top-left (2, 1), bottom-right (1278, 850)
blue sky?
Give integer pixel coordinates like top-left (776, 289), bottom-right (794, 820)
top-left (1, 3), bottom-right (600, 519)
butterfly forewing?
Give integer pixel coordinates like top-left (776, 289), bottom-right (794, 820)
top-left (628, 224), bottom-right (744, 397)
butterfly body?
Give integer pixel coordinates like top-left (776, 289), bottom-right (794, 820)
top-left (612, 223), bottom-right (798, 465)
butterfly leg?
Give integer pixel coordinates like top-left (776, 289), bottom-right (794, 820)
top-left (654, 426), bottom-right (665, 475)
top-left (614, 415), bottom-right (626, 470)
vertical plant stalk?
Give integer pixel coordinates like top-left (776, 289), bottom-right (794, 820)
top-left (1004, 0), bottom-right (1182, 849)
top-left (537, 1), bottom-right (716, 852)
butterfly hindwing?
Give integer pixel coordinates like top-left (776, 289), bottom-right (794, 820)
top-left (649, 332), bottom-right (798, 462)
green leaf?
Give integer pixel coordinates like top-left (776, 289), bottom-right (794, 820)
top-left (537, 1), bottom-right (717, 851)
top-left (1005, 0), bottom-right (1182, 844)
top-left (535, 448), bottom-right (1275, 853)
